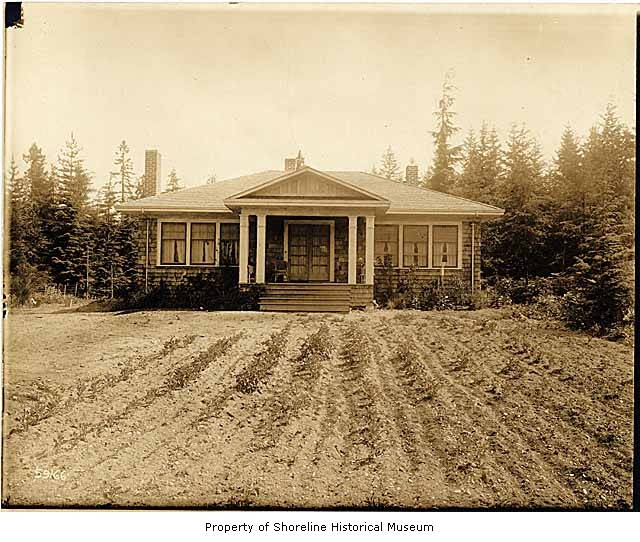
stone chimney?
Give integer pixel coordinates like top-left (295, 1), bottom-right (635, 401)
top-left (143, 149), bottom-right (162, 197)
top-left (405, 159), bottom-right (419, 185)
top-left (284, 150), bottom-right (305, 172)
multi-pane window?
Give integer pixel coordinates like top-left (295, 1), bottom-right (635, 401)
top-left (219, 223), bottom-right (240, 266)
top-left (374, 225), bottom-right (398, 266)
top-left (432, 225), bottom-right (458, 267)
top-left (160, 222), bottom-right (186, 265)
top-left (403, 226), bottom-right (429, 267)
top-left (190, 223), bottom-right (216, 265)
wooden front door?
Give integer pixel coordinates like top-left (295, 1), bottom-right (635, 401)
top-left (288, 224), bottom-right (330, 281)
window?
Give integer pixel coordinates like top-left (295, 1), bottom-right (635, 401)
top-left (220, 223), bottom-right (240, 266)
top-left (160, 222), bottom-right (186, 265)
top-left (190, 223), bottom-right (215, 265)
top-left (374, 225), bottom-right (398, 266)
top-left (403, 226), bottom-right (429, 267)
top-left (432, 225), bottom-right (458, 267)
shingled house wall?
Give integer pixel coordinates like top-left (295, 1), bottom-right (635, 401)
top-left (372, 221), bottom-right (481, 294)
top-left (134, 217), bottom-right (481, 293)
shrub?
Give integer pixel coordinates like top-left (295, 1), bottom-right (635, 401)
top-left (114, 272), bottom-right (265, 311)
top-left (9, 264), bottom-right (49, 306)
top-left (491, 277), bottom-right (553, 305)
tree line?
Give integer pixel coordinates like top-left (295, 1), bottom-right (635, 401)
top-left (7, 136), bottom-right (185, 302)
top-left (372, 75), bottom-right (634, 333)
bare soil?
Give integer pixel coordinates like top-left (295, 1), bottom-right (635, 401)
top-left (2, 304), bottom-right (633, 509)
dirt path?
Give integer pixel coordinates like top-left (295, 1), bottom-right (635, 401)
top-left (2, 306), bottom-right (633, 509)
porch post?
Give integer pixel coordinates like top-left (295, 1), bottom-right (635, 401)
top-left (365, 215), bottom-right (375, 285)
top-left (256, 212), bottom-right (266, 284)
top-left (348, 215), bottom-right (358, 285)
top-left (239, 212), bottom-right (250, 284)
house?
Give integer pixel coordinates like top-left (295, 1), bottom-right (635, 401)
top-left (117, 152), bottom-right (504, 311)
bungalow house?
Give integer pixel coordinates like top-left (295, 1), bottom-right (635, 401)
top-left (117, 151), bottom-right (504, 311)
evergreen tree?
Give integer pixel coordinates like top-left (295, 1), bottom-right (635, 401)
top-left (425, 72), bottom-right (461, 192)
top-left (484, 124), bottom-right (547, 281)
top-left (476, 124), bottom-right (502, 204)
top-left (7, 157), bottom-right (36, 272)
top-left (49, 134), bottom-right (95, 291)
top-left (455, 128), bottom-right (481, 197)
top-left (377, 146), bottom-right (402, 181)
top-left (97, 174), bottom-right (119, 226)
top-left (56, 133), bottom-right (92, 214)
top-left (546, 125), bottom-right (584, 272)
top-left (559, 104), bottom-right (635, 332)
top-left (165, 168), bottom-right (182, 192)
top-left (562, 194), bottom-right (633, 333)
top-left (111, 140), bottom-right (137, 202)
top-left (22, 144), bottom-right (56, 272)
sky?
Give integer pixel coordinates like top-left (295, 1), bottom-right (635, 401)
top-left (5, 3), bottom-right (636, 194)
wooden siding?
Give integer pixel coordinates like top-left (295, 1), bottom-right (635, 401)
top-left (135, 217), bottom-right (481, 292)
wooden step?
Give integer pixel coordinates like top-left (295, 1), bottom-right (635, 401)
top-left (260, 302), bottom-right (349, 313)
top-left (260, 283), bottom-right (354, 312)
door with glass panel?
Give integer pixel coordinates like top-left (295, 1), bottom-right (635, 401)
top-left (288, 224), bottom-right (330, 281)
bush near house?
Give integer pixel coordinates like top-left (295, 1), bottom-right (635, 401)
top-left (115, 270), bottom-right (265, 311)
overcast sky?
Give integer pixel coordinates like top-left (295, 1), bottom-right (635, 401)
top-left (5, 3), bottom-right (636, 192)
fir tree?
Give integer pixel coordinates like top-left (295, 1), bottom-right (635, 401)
top-left (426, 71), bottom-right (461, 192)
top-left (22, 144), bottom-right (56, 272)
top-left (56, 133), bottom-right (92, 214)
top-left (484, 124), bottom-right (547, 281)
top-left (7, 157), bottom-right (36, 272)
top-left (165, 168), bottom-right (182, 192)
top-left (97, 174), bottom-right (119, 226)
top-left (377, 146), bottom-right (402, 181)
top-left (111, 140), bottom-right (137, 203)
top-left (50, 134), bottom-right (94, 291)
top-left (456, 128), bottom-right (480, 197)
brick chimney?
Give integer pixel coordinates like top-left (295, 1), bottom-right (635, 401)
top-left (284, 150), bottom-right (305, 172)
top-left (405, 159), bottom-right (419, 185)
top-left (143, 150), bottom-right (162, 197)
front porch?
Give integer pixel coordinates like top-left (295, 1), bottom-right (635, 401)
top-left (237, 213), bottom-right (376, 311)
top-left (238, 213), bottom-right (377, 287)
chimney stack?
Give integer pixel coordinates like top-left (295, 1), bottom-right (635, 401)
top-left (143, 149), bottom-right (162, 197)
top-left (284, 150), bottom-right (305, 172)
top-left (405, 159), bottom-right (419, 185)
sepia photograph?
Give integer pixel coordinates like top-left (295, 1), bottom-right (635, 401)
top-left (1, 2), bottom-right (635, 513)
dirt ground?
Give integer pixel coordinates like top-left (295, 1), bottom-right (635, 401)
top-left (2, 304), bottom-right (634, 509)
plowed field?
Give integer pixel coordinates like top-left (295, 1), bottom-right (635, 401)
top-left (2, 307), bottom-right (633, 509)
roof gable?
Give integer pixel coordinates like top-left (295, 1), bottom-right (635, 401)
top-left (225, 167), bottom-right (387, 203)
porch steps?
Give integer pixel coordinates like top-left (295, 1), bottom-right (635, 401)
top-left (259, 283), bottom-right (351, 313)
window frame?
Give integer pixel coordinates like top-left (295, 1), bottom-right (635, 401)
top-left (189, 222), bottom-right (217, 266)
top-left (156, 218), bottom-right (240, 267)
top-left (374, 224), bottom-right (399, 267)
top-left (432, 224), bottom-right (460, 269)
top-left (159, 222), bottom-right (187, 266)
top-left (402, 225), bottom-right (429, 268)
top-left (218, 222), bottom-right (241, 268)
top-left (372, 221), bottom-right (463, 270)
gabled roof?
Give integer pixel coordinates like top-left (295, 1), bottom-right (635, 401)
top-left (117, 167), bottom-right (504, 216)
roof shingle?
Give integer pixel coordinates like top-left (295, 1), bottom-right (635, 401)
top-left (117, 168), bottom-right (503, 215)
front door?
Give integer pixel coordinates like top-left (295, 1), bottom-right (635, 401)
top-left (289, 224), bottom-right (330, 281)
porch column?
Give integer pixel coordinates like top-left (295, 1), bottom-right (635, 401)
top-left (348, 215), bottom-right (358, 285)
top-left (239, 212), bottom-right (250, 284)
top-left (365, 215), bottom-right (375, 285)
top-left (256, 212), bottom-right (266, 284)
